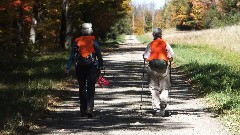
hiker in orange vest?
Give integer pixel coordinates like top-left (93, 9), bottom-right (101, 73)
top-left (66, 23), bottom-right (103, 118)
top-left (143, 28), bottom-right (174, 116)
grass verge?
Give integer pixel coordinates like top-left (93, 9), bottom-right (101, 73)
top-left (0, 52), bottom-right (69, 134)
top-left (135, 34), bottom-right (152, 45)
top-left (100, 34), bottom-right (126, 50)
top-left (173, 44), bottom-right (240, 134)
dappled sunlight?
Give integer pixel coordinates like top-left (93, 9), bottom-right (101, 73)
top-left (32, 43), bottom-right (223, 134)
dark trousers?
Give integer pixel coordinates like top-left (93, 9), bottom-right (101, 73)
top-left (76, 64), bottom-right (97, 114)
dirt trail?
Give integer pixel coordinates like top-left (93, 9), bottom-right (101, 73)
top-left (34, 35), bottom-right (231, 135)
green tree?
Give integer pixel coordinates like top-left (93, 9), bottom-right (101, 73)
top-left (73, 0), bottom-right (131, 41)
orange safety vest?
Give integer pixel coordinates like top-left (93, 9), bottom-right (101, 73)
top-left (148, 38), bottom-right (168, 62)
top-left (75, 36), bottom-right (95, 58)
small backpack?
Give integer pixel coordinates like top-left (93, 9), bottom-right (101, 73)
top-left (148, 38), bottom-right (168, 69)
top-left (76, 52), bottom-right (95, 65)
top-left (75, 36), bottom-right (96, 65)
top-left (149, 59), bottom-right (168, 69)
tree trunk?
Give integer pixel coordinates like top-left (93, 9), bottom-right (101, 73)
top-left (29, 0), bottom-right (39, 44)
top-left (12, 6), bottom-right (24, 57)
top-left (132, 12), bottom-right (135, 34)
top-left (152, 11), bottom-right (154, 31)
top-left (59, 0), bottom-right (68, 50)
top-left (143, 10), bottom-right (145, 34)
top-left (65, 1), bottom-right (73, 48)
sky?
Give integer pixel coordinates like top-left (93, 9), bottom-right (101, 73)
top-left (131, 0), bottom-right (166, 9)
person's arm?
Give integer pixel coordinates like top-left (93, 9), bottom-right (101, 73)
top-left (66, 42), bottom-right (78, 73)
top-left (166, 42), bottom-right (174, 62)
top-left (143, 43), bottom-right (151, 61)
top-left (93, 40), bottom-right (103, 69)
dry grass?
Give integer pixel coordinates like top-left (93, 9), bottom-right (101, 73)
top-left (163, 25), bottom-right (240, 53)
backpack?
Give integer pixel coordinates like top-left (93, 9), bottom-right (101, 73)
top-left (76, 52), bottom-right (95, 65)
top-left (149, 59), bottom-right (168, 69)
top-left (148, 38), bottom-right (168, 69)
top-left (75, 36), bottom-right (96, 65)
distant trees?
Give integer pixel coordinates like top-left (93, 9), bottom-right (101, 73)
top-left (131, 0), bottom-right (240, 34)
top-left (0, 0), bottom-right (238, 56)
top-left (0, 0), bottom-right (131, 59)
top-left (204, 0), bottom-right (240, 28)
top-left (132, 3), bottom-right (158, 35)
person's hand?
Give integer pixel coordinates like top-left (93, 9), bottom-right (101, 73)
top-left (145, 58), bottom-right (149, 62)
top-left (98, 66), bottom-right (103, 70)
top-left (65, 69), bottom-right (70, 75)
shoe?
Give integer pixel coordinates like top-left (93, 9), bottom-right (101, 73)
top-left (160, 102), bottom-right (167, 108)
top-left (164, 110), bottom-right (170, 117)
top-left (154, 110), bottom-right (161, 116)
top-left (160, 108), bottom-right (165, 117)
top-left (87, 113), bottom-right (94, 118)
top-left (80, 112), bottom-right (87, 117)
top-left (159, 102), bottom-right (167, 117)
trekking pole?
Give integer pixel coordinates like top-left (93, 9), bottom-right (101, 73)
top-left (140, 57), bottom-right (146, 115)
top-left (103, 66), bottom-right (105, 77)
top-left (169, 61), bottom-right (172, 84)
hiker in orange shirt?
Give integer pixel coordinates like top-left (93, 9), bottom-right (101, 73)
top-left (66, 23), bottom-right (103, 118)
top-left (143, 28), bottom-right (174, 116)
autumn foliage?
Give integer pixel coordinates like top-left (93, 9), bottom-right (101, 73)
top-left (0, 0), bottom-right (132, 58)
top-left (132, 0), bottom-right (240, 34)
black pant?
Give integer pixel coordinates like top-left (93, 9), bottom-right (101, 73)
top-left (76, 64), bottom-right (97, 114)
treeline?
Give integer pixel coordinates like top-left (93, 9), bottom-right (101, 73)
top-left (0, 0), bottom-right (131, 60)
top-left (132, 0), bottom-right (240, 34)
top-left (1, 0), bottom-right (239, 58)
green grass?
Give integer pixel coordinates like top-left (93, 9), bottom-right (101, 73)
top-left (0, 52), bottom-right (68, 134)
top-left (136, 34), bottom-right (152, 45)
top-left (173, 43), bottom-right (240, 134)
top-left (173, 44), bottom-right (240, 93)
top-left (99, 34), bottom-right (126, 50)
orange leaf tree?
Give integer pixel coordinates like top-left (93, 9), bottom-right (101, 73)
top-left (0, 0), bottom-right (33, 58)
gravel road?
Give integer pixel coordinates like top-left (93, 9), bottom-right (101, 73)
top-left (34, 35), bottom-right (231, 135)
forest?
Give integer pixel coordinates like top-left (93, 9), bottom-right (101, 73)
top-left (132, 0), bottom-right (239, 34)
top-left (0, 0), bottom-right (239, 58)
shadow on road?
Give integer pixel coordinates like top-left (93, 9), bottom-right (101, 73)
top-left (34, 44), bottom-right (207, 134)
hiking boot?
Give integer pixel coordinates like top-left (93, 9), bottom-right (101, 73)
top-left (159, 102), bottom-right (167, 117)
top-left (80, 109), bottom-right (87, 117)
top-left (160, 102), bottom-right (167, 108)
top-left (159, 108), bottom-right (165, 117)
top-left (164, 110), bottom-right (170, 117)
top-left (154, 110), bottom-right (161, 116)
top-left (87, 113), bottom-right (94, 118)
top-left (80, 112), bottom-right (87, 117)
